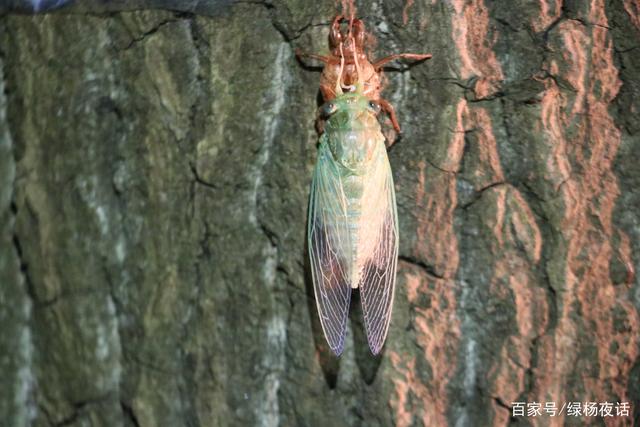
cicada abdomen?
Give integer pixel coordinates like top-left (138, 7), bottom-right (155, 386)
top-left (307, 40), bottom-right (400, 355)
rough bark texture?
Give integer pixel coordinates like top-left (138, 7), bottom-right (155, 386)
top-left (1, 0), bottom-right (639, 426)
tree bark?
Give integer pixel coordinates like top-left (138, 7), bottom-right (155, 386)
top-left (1, 0), bottom-right (639, 426)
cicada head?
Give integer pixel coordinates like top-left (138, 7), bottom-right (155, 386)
top-left (322, 93), bottom-right (379, 128)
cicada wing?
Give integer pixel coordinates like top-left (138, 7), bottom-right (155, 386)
top-left (308, 139), bottom-right (352, 356)
top-left (358, 153), bottom-right (399, 355)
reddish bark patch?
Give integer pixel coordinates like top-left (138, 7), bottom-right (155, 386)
top-left (451, 0), bottom-right (504, 98)
top-left (390, 273), bottom-right (460, 426)
top-left (624, 0), bottom-right (640, 31)
top-left (536, 0), bottom-right (639, 420)
top-left (533, 0), bottom-right (563, 32)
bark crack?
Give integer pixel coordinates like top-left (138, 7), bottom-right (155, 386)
top-left (51, 394), bottom-right (114, 427)
top-left (398, 254), bottom-right (446, 279)
top-left (10, 201), bottom-right (38, 308)
top-left (120, 401), bottom-right (141, 427)
top-left (459, 181), bottom-right (508, 210)
top-left (189, 162), bottom-right (219, 190)
top-left (121, 15), bottom-right (183, 50)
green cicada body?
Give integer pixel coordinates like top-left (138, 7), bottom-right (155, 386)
top-left (308, 89), bottom-right (399, 356)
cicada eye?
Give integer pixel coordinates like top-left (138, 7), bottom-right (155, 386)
top-left (368, 101), bottom-right (381, 115)
top-left (320, 102), bottom-right (338, 118)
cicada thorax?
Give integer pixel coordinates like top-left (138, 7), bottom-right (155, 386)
top-left (321, 92), bottom-right (384, 173)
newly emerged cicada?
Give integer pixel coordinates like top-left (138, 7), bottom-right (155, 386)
top-left (305, 17), bottom-right (430, 355)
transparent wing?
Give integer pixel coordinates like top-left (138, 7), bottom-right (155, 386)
top-left (308, 138), bottom-right (352, 356)
top-left (359, 154), bottom-right (399, 355)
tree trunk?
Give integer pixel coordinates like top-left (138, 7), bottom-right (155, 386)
top-left (1, 1), bottom-right (639, 426)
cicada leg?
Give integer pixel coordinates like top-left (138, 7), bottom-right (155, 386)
top-left (295, 50), bottom-right (341, 66)
top-left (315, 116), bottom-right (326, 135)
top-left (373, 53), bottom-right (432, 70)
top-left (315, 106), bottom-right (326, 135)
top-left (378, 98), bottom-right (401, 134)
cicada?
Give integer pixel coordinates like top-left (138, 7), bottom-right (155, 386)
top-left (305, 17), bottom-right (429, 355)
